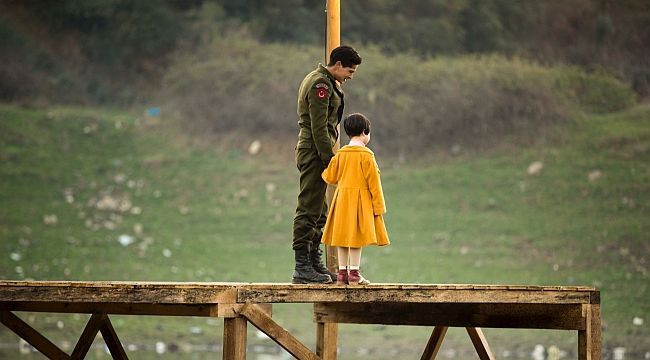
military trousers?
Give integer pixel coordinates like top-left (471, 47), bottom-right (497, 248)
top-left (292, 146), bottom-right (328, 251)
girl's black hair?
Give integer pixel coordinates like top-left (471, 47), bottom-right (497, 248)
top-left (344, 113), bottom-right (371, 137)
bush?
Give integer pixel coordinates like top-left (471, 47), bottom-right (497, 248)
top-left (160, 33), bottom-right (636, 155)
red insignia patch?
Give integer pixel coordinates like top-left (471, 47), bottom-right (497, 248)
top-left (316, 88), bottom-right (328, 99)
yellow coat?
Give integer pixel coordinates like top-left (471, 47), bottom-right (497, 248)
top-left (321, 146), bottom-right (390, 248)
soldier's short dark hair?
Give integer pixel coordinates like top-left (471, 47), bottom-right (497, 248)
top-left (328, 46), bottom-right (362, 68)
top-left (344, 113), bottom-right (371, 137)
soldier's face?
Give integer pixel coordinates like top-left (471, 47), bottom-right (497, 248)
top-left (334, 63), bottom-right (358, 83)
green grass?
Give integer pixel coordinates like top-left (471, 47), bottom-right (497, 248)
top-left (1, 104), bottom-right (648, 358)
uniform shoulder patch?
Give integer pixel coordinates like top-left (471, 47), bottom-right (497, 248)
top-left (315, 82), bottom-right (329, 90)
top-left (314, 82), bottom-right (330, 99)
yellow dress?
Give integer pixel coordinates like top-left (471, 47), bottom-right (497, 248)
top-left (321, 145), bottom-right (389, 247)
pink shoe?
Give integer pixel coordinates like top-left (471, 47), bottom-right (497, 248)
top-left (348, 270), bottom-right (370, 286)
top-left (336, 269), bottom-right (348, 285)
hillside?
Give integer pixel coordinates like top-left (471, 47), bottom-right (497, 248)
top-left (1, 103), bottom-right (648, 358)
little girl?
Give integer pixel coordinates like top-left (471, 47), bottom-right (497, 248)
top-left (321, 113), bottom-right (389, 285)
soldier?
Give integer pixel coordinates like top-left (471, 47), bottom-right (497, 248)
top-left (292, 45), bottom-right (362, 284)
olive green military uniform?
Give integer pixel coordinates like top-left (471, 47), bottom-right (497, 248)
top-left (293, 64), bottom-right (344, 251)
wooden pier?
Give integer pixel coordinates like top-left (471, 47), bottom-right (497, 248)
top-left (0, 281), bottom-right (600, 359)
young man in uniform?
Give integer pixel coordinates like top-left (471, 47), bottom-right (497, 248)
top-left (292, 45), bottom-right (362, 284)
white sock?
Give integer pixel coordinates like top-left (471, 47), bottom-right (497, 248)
top-left (349, 265), bottom-right (359, 270)
top-left (338, 266), bottom-right (347, 270)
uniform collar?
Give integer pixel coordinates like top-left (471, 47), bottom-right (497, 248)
top-left (317, 64), bottom-right (337, 83)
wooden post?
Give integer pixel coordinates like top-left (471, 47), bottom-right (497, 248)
top-left (316, 321), bottom-right (338, 360)
top-left (324, 0), bottom-right (340, 274)
top-left (322, 3), bottom-right (341, 356)
top-left (578, 304), bottom-right (601, 360)
top-left (223, 317), bottom-right (247, 360)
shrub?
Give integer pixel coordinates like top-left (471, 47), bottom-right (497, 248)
top-left (160, 33), bottom-right (636, 155)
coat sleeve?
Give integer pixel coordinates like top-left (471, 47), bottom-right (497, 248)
top-left (321, 154), bottom-right (339, 184)
top-left (308, 81), bottom-right (335, 164)
top-left (362, 154), bottom-right (387, 215)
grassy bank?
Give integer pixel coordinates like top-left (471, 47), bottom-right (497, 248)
top-left (0, 103), bottom-right (648, 358)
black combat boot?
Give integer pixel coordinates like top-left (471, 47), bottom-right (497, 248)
top-left (292, 248), bottom-right (332, 284)
top-left (310, 246), bottom-right (336, 282)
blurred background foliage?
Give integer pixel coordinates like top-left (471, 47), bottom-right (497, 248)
top-left (2, 0), bottom-right (646, 154)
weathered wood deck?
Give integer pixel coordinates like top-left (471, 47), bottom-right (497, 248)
top-left (0, 281), bottom-right (600, 359)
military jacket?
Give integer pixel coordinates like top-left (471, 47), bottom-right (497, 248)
top-left (296, 64), bottom-right (344, 164)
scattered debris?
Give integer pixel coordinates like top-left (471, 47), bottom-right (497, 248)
top-left (43, 214), bottom-right (58, 225)
top-left (63, 188), bottom-right (75, 203)
top-left (613, 347), bottom-right (626, 360)
top-left (155, 341), bottom-right (167, 354)
top-left (118, 235), bottom-right (135, 247)
top-left (531, 344), bottom-right (545, 360)
top-left (248, 140), bottom-right (261, 155)
top-left (18, 339), bottom-right (32, 354)
top-left (527, 161), bottom-right (544, 176)
top-left (547, 345), bottom-right (561, 360)
top-left (588, 169), bottom-right (603, 182)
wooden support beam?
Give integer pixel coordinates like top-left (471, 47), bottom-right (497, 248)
top-left (241, 304), bottom-right (319, 360)
top-left (578, 304), bottom-right (601, 360)
top-left (316, 321), bottom-right (338, 360)
top-left (0, 311), bottom-right (70, 360)
top-left (466, 327), bottom-right (494, 360)
top-left (223, 317), bottom-right (247, 360)
top-left (0, 301), bottom-right (220, 317)
top-left (239, 286), bottom-right (592, 304)
top-left (71, 313), bottom-right (105, 359)
top-left (99, 315), bottom-right (128, 360)
top-left (0, 282), bottom-right (239, 304)
top-left (314, 302), bottom-right (585, 330)
top-left (590, 304), bottom-right (602, 359)
top-left (420, 326), bottom-right (448, 360)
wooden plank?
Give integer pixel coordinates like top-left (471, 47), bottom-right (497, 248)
top-left (223, 317), bottom-right (247, 360)
top-left (238, 287), bottom-right (592, 304)
top-left (240, 304), bottom-right (319, 360)
top-left (0, 280), bottom-right (596, 290)
top-left (420, 326), bottom-right (447, 360)
top-left (0, 311), bottom-right (70, 360)
top-left (71, 313), bottom-right (105, 359)
top-left (0, 301), bottom-right (271, 318)
top-left (466, 327), bottom-right (495, 360)
top-left (0, 301), bottom-right (220, 317)
top-left (99, 315), bottom-right (129, 360)
top-left (314, 302), bottom-right (585, 330)
top-left (0, 281), bottom-right (596, 306)
top-left (316, 322), bottom-right (338, 360)
top-left (0, 283), bottom-right (238, 304)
